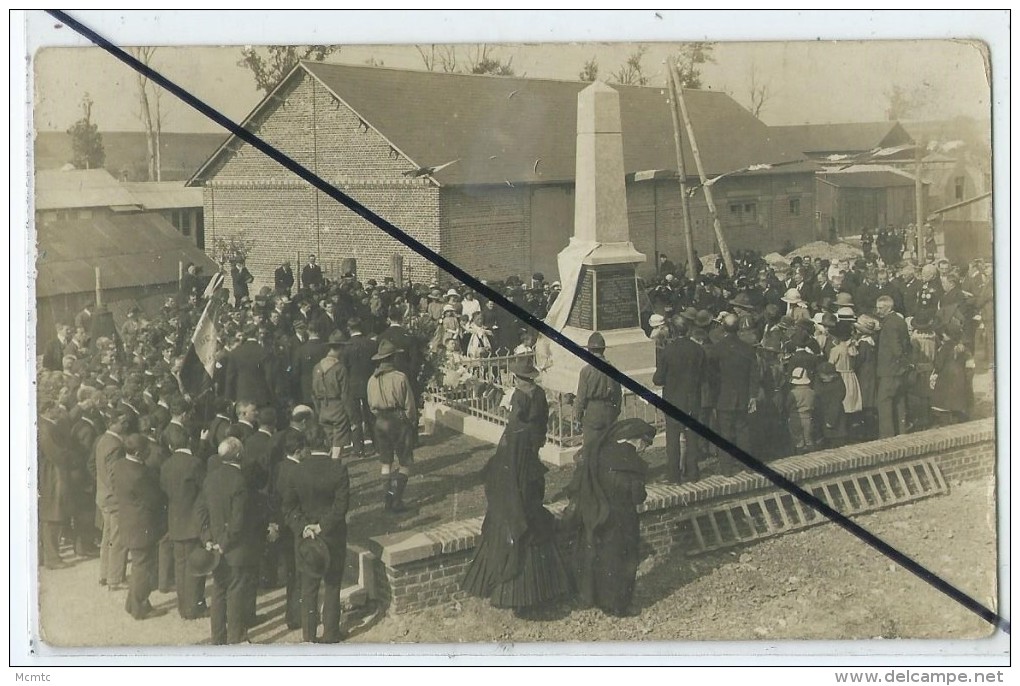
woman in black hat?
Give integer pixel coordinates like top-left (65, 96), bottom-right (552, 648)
top-left (462, 357), bottom-right (572, 615)
top-left (564, 418), bottom-right (654, 617)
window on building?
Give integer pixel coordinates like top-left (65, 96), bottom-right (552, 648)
top-left (729, 203), bottom-right (742, 216)
top-left (743, 202), bottom-right (758, 221)
top-left (180, 210), bottom-right (192, 237)
top-left (954, 176), bottom-right (965, 201)
top-left (789, 198), bottom-right (801, 216)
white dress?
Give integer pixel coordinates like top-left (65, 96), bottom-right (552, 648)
top-left (829, 341), bottom-right (863, 414)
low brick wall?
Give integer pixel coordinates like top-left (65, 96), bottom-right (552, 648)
top-left (369, 419), bottom-right (996, 615)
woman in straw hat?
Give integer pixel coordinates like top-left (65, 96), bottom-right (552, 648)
top-left (462, 357), bottom-right (572, 615)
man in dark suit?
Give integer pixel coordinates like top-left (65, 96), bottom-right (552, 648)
top-left (283, 426), bottom-right (351, 644)
top-left (711, 313), bottom-right (761, 475)
top-left (41, 324), bottom-right (70, 372)
top-left (196, 437), bottom-right (263, 645)
top-left (270, 431), bottom-right (306, 630)
top-left (160, 430), bottom-right (208, 620)
top-left (230, 259), bottom-right (254, 306)
top-left (377, 306), bottom-right (423, 405)
top-left (113, 434), bottom-right (168, 620)
top-left (70, 394), bottom-right (104, 558)
top-left (875, 295), bottom-right (911, 438)
top-left (225, 327), bottom-right (275, 407)
top-left (301, 255), bottom-right (324, 291)
top-left (38, 399), bottom-right (77, 569)
top-left (344, 318), bottom-right (377, 457)
top-left (92, 410), bottom-right (136, 589)
top-left (161, 395), bottom-right (194, 455)
top-left (274, 260), bottom-right (295, 297)
top-left (229, 401), bottom-right (258, 443)
top-left (893, 263), bottom-right (921, 319)
top-left (291, 328), bottom-right (329, 407)
top-left (244, 406), bottom-right (278, 589)
top-left (653, 319), bottom-right (706, 483)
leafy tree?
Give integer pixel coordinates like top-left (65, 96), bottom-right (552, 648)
top-left (884, 83), bottom-right (931, 121)
top-left (579, 57), bottom-right (599, 82)
top-left (66, 93), bottom-right (105, 170)
top-left (238, 45), bottom-right (342, 95)
top-left (674, 42), bottom-right (715, 89)
top-left (611, 46), bottom-right (649, 86)
top-left (466, 44), bottom-right (516, 76)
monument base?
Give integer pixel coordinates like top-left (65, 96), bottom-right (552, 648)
top-left (540, 324), bottom-right (655, 396)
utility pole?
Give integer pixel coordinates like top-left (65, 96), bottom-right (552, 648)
top-left (666, 61), bottom-right (698, 280)
top-left (671, 59), bottom-right (735, 277)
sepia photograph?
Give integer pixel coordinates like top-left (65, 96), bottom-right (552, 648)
top-left (18, 10), bottom-right (1007, 663)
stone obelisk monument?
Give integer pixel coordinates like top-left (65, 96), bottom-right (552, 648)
top-left (541, 81), bottom-right (655, 395)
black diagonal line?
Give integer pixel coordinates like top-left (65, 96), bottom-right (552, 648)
top-left (48, 9), bottom-right (1008, 634)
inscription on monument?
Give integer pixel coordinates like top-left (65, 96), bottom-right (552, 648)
top-left (567, 266), bottom-right (594, 329)
top-left (595, 265), bottom-right (639, 330)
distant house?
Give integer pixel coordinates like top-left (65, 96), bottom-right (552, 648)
top-left (767, 121), bottom-right (915, 163)
top-left (188, 62), bottom-right (816, 289)
top-left (122, 181), bottom-right (205, 248)
top-left (767, 122), bottom-right (927, 236)
top-left (34, 168), bottom-right (217, 340)
top-left (815, 165), bottom-right (928, 238)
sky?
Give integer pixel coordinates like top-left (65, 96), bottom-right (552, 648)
top-left (33, 37), bottom-right (992, 135)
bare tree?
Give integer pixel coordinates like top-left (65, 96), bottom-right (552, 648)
top-left (747, 63), bottom-right (772, 118)
top-left (674, 42), bottom-right (715, 89)
top-left (416, 44), bottom-right (437, 71)
top-left (437, 45), bottom-right (458, 73)
top-left (129, 47), bottom-right (163, 181)
top-left (579, 56), bottom-right (599, 82)
top-left (611, 46), bottom-right (649, 86)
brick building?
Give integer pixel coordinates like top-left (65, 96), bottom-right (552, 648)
top-left (188, 63), bottom-right (815, 289)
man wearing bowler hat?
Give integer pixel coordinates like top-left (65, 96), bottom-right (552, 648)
top-left (574, 331), bottom-right (622, 449)
top-left (283, 424), bottom-right (350, 643)
top-left (367, 339), bottom-right (417, 513)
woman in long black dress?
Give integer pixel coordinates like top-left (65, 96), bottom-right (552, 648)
top-left (461, 358), bottom-right (572, 613)
top-left (567, 418), bottom-right (654, 617)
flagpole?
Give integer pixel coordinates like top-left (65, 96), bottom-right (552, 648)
top-left (671, 59), bottom-right (735, 277)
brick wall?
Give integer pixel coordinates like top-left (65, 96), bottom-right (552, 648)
top-left (369, 418), bottom-right (996, 615)
top-left (201, 68), bottom-right (443, 290)
top-left (440, 185), bottom-right (532, 282)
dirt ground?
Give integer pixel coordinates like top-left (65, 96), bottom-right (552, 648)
top-left (37, 473), bottom-right (999, 648)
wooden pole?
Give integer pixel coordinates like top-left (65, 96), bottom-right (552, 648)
top-left (666, 63), bottom-right (699, 280)
top-left (915, 142), bottom-right (926, 263)
top-left (95, 266), bottom-right (102, 308)
top-left (178, 260), bottom-right (183, 288)
top-left (672, 59), bottom-right (735, 278)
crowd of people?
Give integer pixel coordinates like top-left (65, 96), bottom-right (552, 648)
top-left (36, 238), bottom-right (995, 634)
top-left (642, 245), bottom-right (993, 481)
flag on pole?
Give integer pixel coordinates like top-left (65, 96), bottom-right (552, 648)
top-left (179, 297), bottom-right (222, 399)
top-left (202, 271), bottom-right (226, 300)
